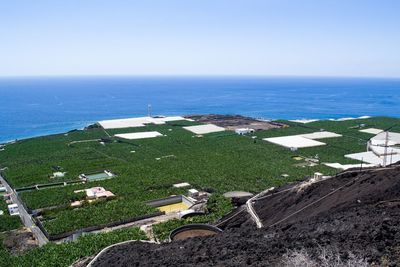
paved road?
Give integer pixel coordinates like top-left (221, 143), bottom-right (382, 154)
top-left (0, 174), bottom-right (48, 246)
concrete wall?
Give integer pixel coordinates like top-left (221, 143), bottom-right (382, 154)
top-left (145, 195), bottom-right (194, 207)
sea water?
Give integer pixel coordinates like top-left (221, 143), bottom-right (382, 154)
top-left (0, 76), bottom-right (399, 143)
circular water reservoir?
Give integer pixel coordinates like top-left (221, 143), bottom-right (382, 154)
top-left (169, 224), bottom-right (223, 241)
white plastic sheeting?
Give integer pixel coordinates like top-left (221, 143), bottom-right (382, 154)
top-left (345, 151), bottom-right (400, 165)
top-left (299, 131), bottom-right (342, 140)
top-left (371, 131), bottom-right (400, 146)
top-left (114, 131), bottom-right (163, 140)
top-left (324, 162), bottom-right (377, 170)
top-left (183, 124), bottom-right (225, 135)
top-left (98, 116), bottom-right (187, 129)
top-left (359, 128), bottom-right (383, 135)
top-left (263, 136), bottom-right (326, 149)
top-left (263, 131), bottom-right (341, 149)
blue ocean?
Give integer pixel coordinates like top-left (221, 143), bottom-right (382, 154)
top-left (1, 76), bottom-right (400, 143)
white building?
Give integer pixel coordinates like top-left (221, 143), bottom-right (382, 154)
top-left (52, 172), bottom-right (66, 178)
top-left (8, 204), bottom-right (19, 216)
top-left (235, 128), bottom-right (255, 135)
top-left (188, 189), bottom-right (199, 198)
top-left (85, 187), bottom-right (115, 199)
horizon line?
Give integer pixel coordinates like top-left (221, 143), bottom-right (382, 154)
top-left (1, 74), bottom-right (400, 80)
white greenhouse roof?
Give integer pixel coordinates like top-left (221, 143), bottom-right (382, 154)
top-left (345, 151), bottom-right (400, 165)
top-left (263, 131), bottom-right (341, 149)
top-left (98, 116), bottom-right (187, 129)
top-left (114, 131), bottom-right (163, 140)
top-left (263, 136), bottom-right (326, 149)
top-left (183, 124), bottom-right (225, 135)
top-left (299, 131), bottom-right (342, 140)
top-left (324, 162), bottom-right (377, 170)
top-left (371, 131), bottom-right (400, 145)
top-left (359, 128), bottom-right (383, 135)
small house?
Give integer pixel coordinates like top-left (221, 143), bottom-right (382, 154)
top-left (188, 189), bottom-right (199, 198)
top-left (85, 187), bottom-right (115, 199)
top-left (8, 204), bottom-right (19, 216)
top-left (235, 128), bottom-right (255, 135)
top-left (314, 172), bottom-right (323, 180)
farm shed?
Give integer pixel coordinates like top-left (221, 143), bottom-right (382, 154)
top-left (8, 204), bottom-right (19, 216)
top-left (51, 172), bottom-right (66, 178)
top-left (188, 189), bottom-right (199, 198)
top-left (83, 187), bottom-right (115, 199)
top-left (235, 128), bottom-right (255, 135)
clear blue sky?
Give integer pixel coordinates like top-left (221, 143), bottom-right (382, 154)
top-left (1, 0), bottom-right (399, 77)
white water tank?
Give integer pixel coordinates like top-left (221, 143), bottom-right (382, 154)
top-left (188, 189), bottom-right (199, 198)
top-left (314, 172), bottom-right (323, 180)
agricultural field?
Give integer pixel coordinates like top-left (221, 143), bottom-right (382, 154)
top-left (0, 116), bottom-right (399, 236)
top-left (0, 227), bottom-right (146, 267)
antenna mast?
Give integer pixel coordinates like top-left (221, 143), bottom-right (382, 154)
top-left (147, 104), bottom-right (152, 117)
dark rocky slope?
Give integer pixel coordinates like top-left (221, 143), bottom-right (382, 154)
top-left (90, 166), bottom-right (400, 266)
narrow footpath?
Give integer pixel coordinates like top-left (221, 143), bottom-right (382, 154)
top-left (0, 174), bottom-right (48, 246)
